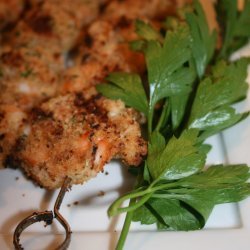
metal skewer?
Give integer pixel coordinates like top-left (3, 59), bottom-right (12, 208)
top-left (13, 177), bottom-right (72, 250)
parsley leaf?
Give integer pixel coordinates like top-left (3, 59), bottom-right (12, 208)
top-left (216, 0), bottom-right (250, 58)
top-left (132, 203), bottom-right (158, 225)
top-left (96, 2), bottom-right (250, 249)
top-left (188, 59), bottom-right (249, 140)
top-left (148, 129), bottom-right (206, 182)
top-left (169, 61), bottom-right (196, 130)
top-left (167, 184), bottom-right (250, 205)
top-left (135, 19), bottom-right (163, 42)
top-left (186, 0), bottom-right (217, 78)
top-left (148, 198), bottom-right (201, 230)
top-left (180, 164), bottom-right (250, 187)
top-left (145, 25), bottom-right (194, 132)
top-left (132, 199), bottom-right (204, 231)
top-left (132, 164), bottom-right (250, 230)
top-left (96, 72), bottom-right (148, 115)
top-left (169, 0), bottom-right (217, 130)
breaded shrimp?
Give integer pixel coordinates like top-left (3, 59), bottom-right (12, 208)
top-left (0, 0), bottom-right (111, 108)
top-left (0, 46), bottom-right (62, 109)
top-left (59, 18), bottom-right (146, 94)
top-left (0, 0), bottom-right (107, 168)
top-left (102, 0), bottom-right (177, 21)
top-left (12, 93), bottom-right (147, 189)
top-left (19, 0), bottom-right (106, 51)
top-left (1, 0), bottom-right (176, 175)
top-left (0, 104), bottom-right (27, 167)
top-left (0, 0), bottom-right (25, 30)
top-left (60, 0), bottom-right (177, 94)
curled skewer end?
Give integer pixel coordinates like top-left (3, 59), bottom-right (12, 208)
top-left (13, 177), bottom-right (72, 250)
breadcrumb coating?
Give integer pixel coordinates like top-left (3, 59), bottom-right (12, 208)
top-left (60, 0), bottom-right (177, 94)
top-left (0, 104), bottom-right (27, 167)
top-left (0, 0), bottom-right (178, 187)
top-left (0, 0), bottom-right (107, 168)
top-left (13, 93), bottom-right (147, 189)
top-left (0, 0), bottom-right (24, 30)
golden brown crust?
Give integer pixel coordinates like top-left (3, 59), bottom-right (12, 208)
top-left (60, 0), bottom-right (177, 95)
top-left (0, 0), bottom-right (107, 168)
top-left (13, 93), bottom-right (147, 189)
top-left (0, 104), bottom-right (27, 167)
top-left (0, 0), bottom-right (106, 107)
top-left (22, 0), bottom-right (102, 51)
top-left (102, 0), bottom-right (177, 21)
top-left (1, 0), bottom-right (179, 187)
top-left (0, 0), bottom-right (25, 30)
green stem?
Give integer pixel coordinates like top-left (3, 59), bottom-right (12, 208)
top-left (155, 99), bottom-right (169, 132)
top-left (114, 193), bottom-right (152, 215)
top-left (148, 98), bottom-right (156, 135)
top-left (108, 182), bottom-right (179, 216)
top-left (148, 109), bottom-right (153, 135)
top-left (116, 171), bottom-right (148, 250)
top-left (108, 187), bottom-right (149, 216)
top-left (116, 199), bottom-right (136, 250)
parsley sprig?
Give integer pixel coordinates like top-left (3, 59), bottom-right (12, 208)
top-left (216, 0), bottom-right (250, 58)
top-left (97, 1), bottom-right (250, 249)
